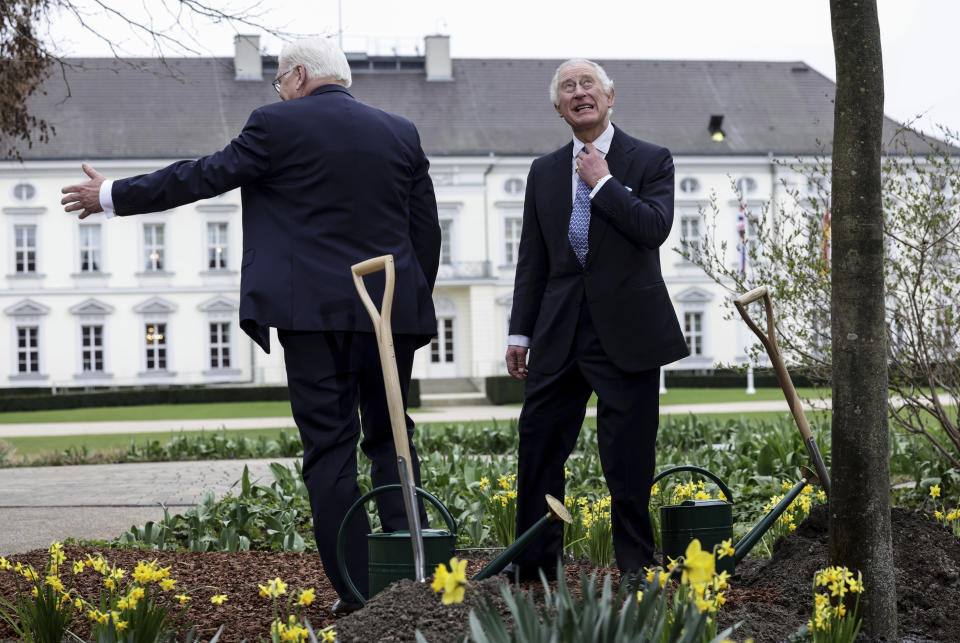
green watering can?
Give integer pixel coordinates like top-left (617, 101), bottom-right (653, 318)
top-left (336, 488), bottom-right (571, 606)
top-left (654, 465), bottom-right (820, 574)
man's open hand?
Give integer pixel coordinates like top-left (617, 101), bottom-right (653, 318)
top-left (61, 163), bottom-right (106, 219)
top-left (506, 345), bottom-right (529, 381)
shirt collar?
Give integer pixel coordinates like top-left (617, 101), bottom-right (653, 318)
top-left (572, 122), bottom-right (615, 158)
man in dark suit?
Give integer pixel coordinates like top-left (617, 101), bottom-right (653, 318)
top-left (61, 37), bottom-right (441, 613)
top-left (505, 59), bottom-right (689, 583)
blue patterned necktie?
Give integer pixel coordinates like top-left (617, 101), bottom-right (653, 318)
top-left (569, 174), bottom-right (591, 265)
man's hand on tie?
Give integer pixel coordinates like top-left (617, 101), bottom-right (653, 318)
top-left (506, 345), bottom-right (529, 381)
top-left (61, 163), bottom-right (106, 219)
top-left (575, 142), bottom-right (610, 189)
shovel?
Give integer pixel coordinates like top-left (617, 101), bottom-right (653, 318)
top-left (734, 285), bottom-right (832, 496)
top-left (351, 254), bottom-right (426, 582)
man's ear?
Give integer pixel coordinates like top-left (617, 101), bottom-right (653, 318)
top-left (607, 87), bottom-right (615, 108)
top-left (555, 104), bottom-right (564, 120)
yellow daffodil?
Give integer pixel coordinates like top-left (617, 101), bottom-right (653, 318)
top-left (31, 587), bottom-right (39, 597)
top-left (159, 577), bottom-right (177, 591)
top-left (321, 630), bottom-right (337, 642)
top-left (297, 588), bottom-right (315, 606)
top-left (104, 578), bottom-right (115, 591)
top-left (210, 593), bottom-right (228, 605)
top-left (434, 557), bottom-right (469, 604)
top-left (128, 586), bottom-right (145, 601)
top-left (72, 560), bottom-right (84, 574)
top-left (431, 561), bottom-right (450, 594)
top-left (0, 557), bottom-right (11, 571)
top-left (847, 572), bottom-right (864, 593)
top-left (44, 575), bottom-right (64, 593)
top-left (259, 577), bottom-right (287, 598)
top-left (930, 485), bottom-right (941, 499)
top-left (175, 593), bottom-right (191, 605)
top-left (716, 538), bottom-right (735, 559)
top-left (479, 476), bottom-right (489, 490)
top-left (681, 539), bottom-right (715, 587)
top-left (115, 620), bottom-right (129, 632)
top-left (117, 599), bottom-right (129, 610)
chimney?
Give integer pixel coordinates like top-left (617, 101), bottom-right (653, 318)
top-left (424, 35), bottom-right (453, 82)
top-left (234, 34), bottom-right (262, 81)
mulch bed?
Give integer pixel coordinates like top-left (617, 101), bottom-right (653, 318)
top-left (2, 506), bottom-right (958, 642)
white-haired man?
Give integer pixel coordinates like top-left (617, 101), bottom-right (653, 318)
top-left (61, 37), bottom-right (441, 614)
top-left (504, 59), bottom-right (688, 584)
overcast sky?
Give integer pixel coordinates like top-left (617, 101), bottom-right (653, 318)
top-left (44, 0), bottom-right (960, 138)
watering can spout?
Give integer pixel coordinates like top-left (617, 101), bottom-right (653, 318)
top-left (732, 466), bottom-right (820, 566)
top-left (471, 494), bottom-right (572, 581)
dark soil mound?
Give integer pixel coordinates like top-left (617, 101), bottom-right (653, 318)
top-left (718, 505), bottom-right (960, 642)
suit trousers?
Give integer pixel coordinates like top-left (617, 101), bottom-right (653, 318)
top-left (514, 303), bottom-right (660, 573)
top-left (278, 330), bottom-right (428, 601)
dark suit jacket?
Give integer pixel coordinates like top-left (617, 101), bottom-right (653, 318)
top-left (112, 85), bottom-right (441, 352)
top-left (509, 125), bottom-right (689, 373)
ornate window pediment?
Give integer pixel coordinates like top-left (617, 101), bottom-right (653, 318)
top-left (674, 287), bottom-right (714, 304)
top-left (133, 297), bottom-right (178, 315)
top-left (5, 299), bottom-right (50, 316)
top-left (69, 298), bottom-right (115, 315)
top-left (197, 296), bottom-right (239, 313)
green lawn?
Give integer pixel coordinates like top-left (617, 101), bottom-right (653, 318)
top-left (0, 401), bottom-right (294, 424)
top-left (2, 427), bottom-right (298, 456)
top-left (587, 387), bottom-right (829, 407)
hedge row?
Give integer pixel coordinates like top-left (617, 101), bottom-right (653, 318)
top-left (484, 369), bottom-right (819, 404)
top-left (0, 380), bottom-right (421, 412)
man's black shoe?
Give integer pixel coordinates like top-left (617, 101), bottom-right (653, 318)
top-left (500, 562), bottom-right (558, 583)
top-left (331, 598), bottom-right (363, 616)
top-left (620, 570), bottom-right (650, 594)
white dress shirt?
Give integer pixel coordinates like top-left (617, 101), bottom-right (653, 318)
top-left (99, 180), bottom-right (117, 218)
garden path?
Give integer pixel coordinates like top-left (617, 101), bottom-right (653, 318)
top-left (0, 458), bottom-right (297, 556)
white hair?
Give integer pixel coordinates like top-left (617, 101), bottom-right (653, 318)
top-left (279, 37), bottom-right (352, 88)
top-left (548, 59), bottom-right (614, 106)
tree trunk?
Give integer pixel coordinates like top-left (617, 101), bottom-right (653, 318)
top-left (829, 0), bottom-right (897, 636)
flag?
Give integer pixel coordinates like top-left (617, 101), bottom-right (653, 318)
top-left (737, 200), bottom-right (747, 274)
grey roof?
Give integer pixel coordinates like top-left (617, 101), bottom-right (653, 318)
top-left (13, 56), bottom-right (928, 160)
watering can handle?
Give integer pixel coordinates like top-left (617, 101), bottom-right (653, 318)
top-left (336, 483), bottom-right (457, 606)
top-left (651, 465), bottom-right (734, 503)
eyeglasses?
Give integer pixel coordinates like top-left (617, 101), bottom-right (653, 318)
top-left (272, 67), bottom-right (296, 94)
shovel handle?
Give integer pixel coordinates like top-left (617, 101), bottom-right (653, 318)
top-left (351, 255), bottom-right (396, 344)
top-left (733, 286), bottom-right (831, 496)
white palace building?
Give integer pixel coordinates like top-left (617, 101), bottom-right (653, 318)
top-left (0, 36), bottom-right (915, 392)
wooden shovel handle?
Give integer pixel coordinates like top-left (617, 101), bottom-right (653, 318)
top-left (351, 255), bottom-right (396, 344)
top-left (733, 286), bottom-right (812, 442)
